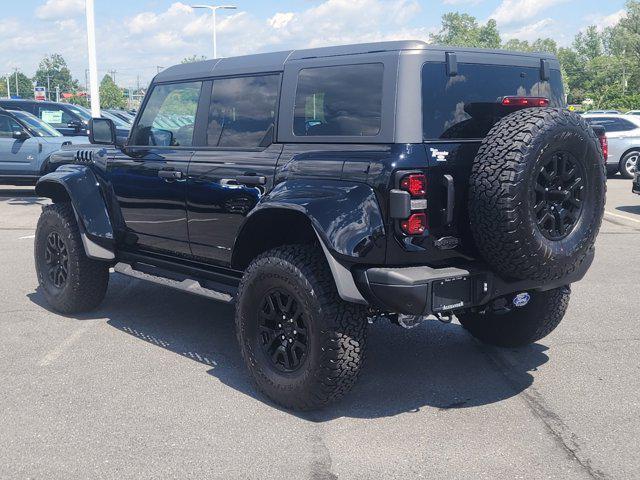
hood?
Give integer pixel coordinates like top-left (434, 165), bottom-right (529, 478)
top-left (39, 136), bottom-right (91, 146)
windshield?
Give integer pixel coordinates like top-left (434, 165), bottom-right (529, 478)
top-left (9, 110), bottom-right (62, 137)
top-left (101, 110), bottom-right (131, 127)
top-left (422, 62), bottom-right (565, 140)
top-left (69, 104), bottom-right (130, 128)
top-left (65, 104), bottom-right (92, 122)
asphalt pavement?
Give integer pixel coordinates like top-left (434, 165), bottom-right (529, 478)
top-left (0, 177), bottom-right (638, 479)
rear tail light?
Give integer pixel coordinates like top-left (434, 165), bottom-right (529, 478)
top-left (395, 172), bottom-right (429, 236)
top-left (401, 213), bottom-right (427, 235)
top-left (598, 134), bottom-right (608, 161)
top-left (501, 96), bottom-right (549, 107)
top-left (400, 174), bottom-right (427, 197)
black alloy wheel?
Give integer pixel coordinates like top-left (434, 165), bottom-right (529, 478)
top-left (258, 289), bottom-right (308, 373)
top-left (532, 151), bottom-right (586, 240)
top-left (45, 232), bottom-right (69, 288)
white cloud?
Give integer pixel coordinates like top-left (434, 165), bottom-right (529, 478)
top-left (36, 0), bottom-right (84, 21)
top-left (490, 0), bottom-right (569, 26)
top-left (502, 18), bottom-right (555, 41)
top-left (268, 13), bottom-right (295, 30)
top-left (585, 9), bottom-right (626, 31)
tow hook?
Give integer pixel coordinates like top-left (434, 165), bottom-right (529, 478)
top-left (394, 312), bottom-right (454, 329)
top-left (435, 312), bottom-right (453, 324)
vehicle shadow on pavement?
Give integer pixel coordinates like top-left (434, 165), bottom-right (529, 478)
top-left (616, 205), bottom-right (640, 216)
top-left (0, 188), bottom-right (46, 206)
top-left (28, 273), bottom-right (549, 420)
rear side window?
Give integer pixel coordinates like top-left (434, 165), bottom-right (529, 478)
top-left (422, 63), bottom-right (565, 140)
top-left (585, 117), bottom-right (637, 133)
top-left (36, 106), bottom-right (75, 127)
top-left (293, 64), bottom-right (384, 137)
top-left (207, 75), bottom-right (280, 148)
top-left (132, 81), bottom-right (202, 147)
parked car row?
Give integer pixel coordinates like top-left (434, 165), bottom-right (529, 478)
top-left (0, 108), bottom-right (86, 185)
top-left (0, 99), bottom-right (135, 185)
top-left (583, 113), bottom-right (640, 178)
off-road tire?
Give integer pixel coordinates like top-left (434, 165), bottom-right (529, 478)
top-left (458, 286), bottom-right (570, 347)
top-left (35, 203), bottom-right (109, 314)
top-left (235, 244), bottom-right (368, 410)
top-left (469, 108), bottom-right (606, 281)
top-left (619, 151), bottom-right (639, 179)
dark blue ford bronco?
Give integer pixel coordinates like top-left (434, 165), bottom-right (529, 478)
top-left (33, 41), bottom-right (606, 410)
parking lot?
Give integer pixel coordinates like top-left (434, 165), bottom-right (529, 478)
top-left (0, 178), bottom-right (638, 480)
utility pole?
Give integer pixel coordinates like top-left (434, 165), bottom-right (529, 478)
top-left (47, 74), bottom-right (51, 100)
top-left (56, 86), bottom-right (60, 103)
top-left (5, 75), bottom-right (10, 98)
top-left (156, 66), bottom-right (164, 74)
top-left (14, 68), bottom-right (19, 98)
top-left (85, 0), bottom-right (101, 117)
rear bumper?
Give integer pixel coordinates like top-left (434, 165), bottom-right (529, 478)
top-left (354, 251), bottom-right (594, 315)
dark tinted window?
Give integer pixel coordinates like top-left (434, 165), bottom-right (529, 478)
top-left (422, 63), bottom-right (565, 140)
top-left (132, 81), bottom-right (202, 147)
top-left (585, 117), bottom-right (638, 133)
top-left (207, 75), bottom-right (280, 148)
top-left (293, 64), bottom-right (384, 137)
top-left (0, 114), bottom-right (23, 138)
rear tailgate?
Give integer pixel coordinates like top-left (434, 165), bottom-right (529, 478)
top-left (421, 59), bottom-right (566, 256)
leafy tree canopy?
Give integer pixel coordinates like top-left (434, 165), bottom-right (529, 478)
top-left (99, 74), bottom-right (126, 109)
top-left (33, 54), bottom-right (79, 94)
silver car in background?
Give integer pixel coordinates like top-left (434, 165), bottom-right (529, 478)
top-left (584, 114), bottom-right (640, 178)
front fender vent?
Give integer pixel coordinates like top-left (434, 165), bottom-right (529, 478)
top-left (75, 150), bottom-right (94, 164)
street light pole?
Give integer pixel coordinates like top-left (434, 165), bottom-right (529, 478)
top-left (190, 5), bottom-right (237, 59)
top-left (85, 0), bottom-right (100, 117)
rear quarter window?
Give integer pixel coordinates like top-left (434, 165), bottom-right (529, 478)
top-left (422, 62), bottom-right (565, 140)
top-left (293, 63), bottom-right (384, 137)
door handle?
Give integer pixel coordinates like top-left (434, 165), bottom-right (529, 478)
top-left (158, 170), bottom-right (183, 180)
top-left (236, 175), bottom-right (266, 186)
top-left (442, 174), bottom-right (455, 225)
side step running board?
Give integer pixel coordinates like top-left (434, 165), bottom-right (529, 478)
top-left (114, 262), bottom-right (235, 303)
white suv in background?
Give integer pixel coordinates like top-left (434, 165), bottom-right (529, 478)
top-left (584, 114), bottom-right (640, 178)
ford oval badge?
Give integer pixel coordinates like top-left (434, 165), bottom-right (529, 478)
top-left (513, 292), bottom-right (531, 308)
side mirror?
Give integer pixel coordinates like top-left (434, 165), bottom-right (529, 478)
top-left (89, 118), bottom-right (116, 145)
top-left (12, 129), bottom-right (29, 141)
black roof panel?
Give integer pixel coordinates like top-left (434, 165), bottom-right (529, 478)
top-left (153, 40), bottom-right (559, 83)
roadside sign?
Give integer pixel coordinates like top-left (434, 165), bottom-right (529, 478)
top-left (34, 87), bottom-right (46, 101)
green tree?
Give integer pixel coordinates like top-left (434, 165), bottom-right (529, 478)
top-left (99, 74), bottom-right (126, 109)
top-left (430, 13), bottom-right (501, 48)
top-left (181, 55), bottom-right (208, 64)
top-left (573, 26), bottom-right (604, 61)
top-left (0, 72), bottom-right (34, 99)
top-left (33, 54), bottom-right (78, 95)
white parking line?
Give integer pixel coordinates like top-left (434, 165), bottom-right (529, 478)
top-left (19, 234), bottom-right (35, 239)
top-left (39, 323), bottom-right (93, 367)
top-left (605, 211), bottom-right (640, 224)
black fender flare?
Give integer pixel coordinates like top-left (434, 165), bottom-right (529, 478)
top-left (35, 164), bottom-right (115, 260)
top-left (233, 179), bottom-right (386, 303)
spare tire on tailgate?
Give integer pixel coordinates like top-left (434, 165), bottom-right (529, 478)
top-left (468, 108), bottom-right (606, 281)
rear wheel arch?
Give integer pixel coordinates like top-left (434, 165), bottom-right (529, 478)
top-left (232, 207), bottom-right (368, 305)
top-left (231, 208), bottom-right (319, 271)
top-left (618, 149), bottom-right (640, 178)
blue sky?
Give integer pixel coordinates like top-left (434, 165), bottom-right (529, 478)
top-left (0, 0), bottom-right (628, 88)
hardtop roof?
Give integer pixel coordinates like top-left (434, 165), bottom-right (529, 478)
top-left (154, 40), bottom-right (559, 83)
